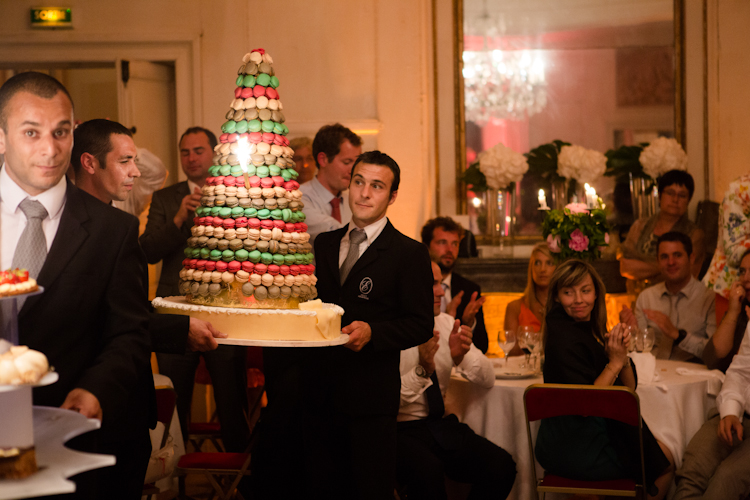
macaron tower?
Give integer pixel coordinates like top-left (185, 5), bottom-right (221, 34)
top-left (179, 48), bottom-right (316, 309)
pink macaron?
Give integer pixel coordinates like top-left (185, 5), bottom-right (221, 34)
top-left (240, 87), bottom-right (254, 99)
top-left (241, 261), bottom-right (255, 273)
top-left (271, 176), bottom-right (284, 187)
top-left (220, 133), bottom-right (229, 143)
top-left (273, 220), bottom-right (285, 229)
top-left (255, 263), bottom-right (268, 275)
top-left (223, 219), bottom-right (235, 229)
top-left (195, 260), bottom-right (206, 270)
top-left (248, 218), bottom-right (261, 229)
top-left (205, 261), bottom-right (217, 272)
top-left (249, 176), bottom-right (261, 187)
top-left (289, 265), bottom-right (300, 276)
top-left (279, 265), bottom-right (290, 276)
top-left (248, 132), bottom-right (262, 144)
top-left (267, 264), bottom-right (280, 276)
top-left (260, 178), bottom-right (274, 188)
top-left (189, 259), bottom-right (199, 269)
top-left (216, 261), bottom-right (228, 272)
top-left (252, 85), bottom-right (266, 98)
top-left (234, 217), bottom-right (248, 228)
top-left (234, 87), bottom-right (243, 99)
top-left (224, 176), bottom-right (237, 187)
top-left (228, 261), bottom-right (241, 273)
top-left (283, 181), bottom-right (299, 191)
top-left (260, 220), bottom-right (274, 229)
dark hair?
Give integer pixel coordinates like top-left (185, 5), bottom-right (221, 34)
top-left (351, 150), bottom-right (400, 194)
top-left (543, 259), bottom-right (608, 345)
top-left (312, 123), bottom-right (362, 168)
top-left (421, 216), bottom-right (465, 245)
top-left (71, 119), bottom-right (133, 174)
top-left (658, 170), bottom-right (694, 200)
top-left (657, 231), bottom-right (693, 256)
top-left (0, 72), bottom-right (73, 130)
top-left (179, 127), bottom-right (217, 150)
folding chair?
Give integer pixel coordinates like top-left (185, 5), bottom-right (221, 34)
top-left (143, 387), bottom-right (178, 500)
top-left (523, 383), bottom-right (647, 499)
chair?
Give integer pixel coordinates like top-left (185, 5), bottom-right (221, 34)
top-left (523, 383), bottom-right (647, 499)
top-left (176, 351), bottom-right (265, 500)
top-left (143, 387), bottom-right (178, 500)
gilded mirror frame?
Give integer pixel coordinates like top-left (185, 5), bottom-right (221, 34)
top-left (451, 0), bottom-right (687, 214)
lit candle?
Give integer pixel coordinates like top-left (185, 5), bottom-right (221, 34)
top-left (538, 189), bottom-right (549, 210)
top-left (237, 135), bottom-right (251, 189)
top-left (584, 183), bottom-right (598, 209)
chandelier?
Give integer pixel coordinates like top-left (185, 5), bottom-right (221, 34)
top-left (462, 7), bottom-right (548, 123)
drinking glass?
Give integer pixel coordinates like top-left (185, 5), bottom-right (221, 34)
top-left (517, 326), bottom-right (534, 367)
top-left (633, 328), bottom-right (645, 352)
top-left (524, 330), bottom-right (542, 373)
top-left (643, 327), bottom-right (656, 353)
top-left (498, 330), bottom-right (516, 367)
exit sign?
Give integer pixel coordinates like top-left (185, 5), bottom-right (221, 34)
top-left (30, 7), bottom-right (72, 28)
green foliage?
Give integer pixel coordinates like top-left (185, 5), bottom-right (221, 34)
top-left (525, 140), bottom-right (570, 181)
top-left (462, 161), bottom-right (489, 193)
top-left (541, 206), bottom-right (611, 262)
top-left (604, 143), bottom-right (651, 183)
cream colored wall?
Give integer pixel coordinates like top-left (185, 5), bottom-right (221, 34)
top-left (707, 0), bottom-right (750, 202)
top-left (0, 0), bottom-right (435, 239)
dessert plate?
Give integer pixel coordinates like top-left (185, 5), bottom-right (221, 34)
top-left (494, 369), bottom-right (537, 380)
top-left (216, 333), bottom-right (349, 347)
top-left (0, 371), bottom-right (58, 393)
top-left (0, 285), bottom-right (44, 302)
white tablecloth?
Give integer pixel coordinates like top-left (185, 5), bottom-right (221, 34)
top-left (151, 373), bottom-right (186, 491)
top-left (445, 358), bottom-right (718, 500)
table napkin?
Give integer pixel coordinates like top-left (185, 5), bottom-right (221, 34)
top-left (676, 367), bottom-right (725, 396)
top-left (629, 352), bottom-right (658, 385)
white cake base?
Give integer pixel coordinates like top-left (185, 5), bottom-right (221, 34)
top-left (153, 296), bottom-right (344, 342)
top-left (0, 372), bottom-right (58, 450)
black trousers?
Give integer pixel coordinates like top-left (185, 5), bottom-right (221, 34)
top-left (396, 415), bottom-right (517, 500)
top-left (156, 345), bottom-right (249, 452)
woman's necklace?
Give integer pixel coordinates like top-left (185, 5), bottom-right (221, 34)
top-left (533, 288), bottom-right (547, 315)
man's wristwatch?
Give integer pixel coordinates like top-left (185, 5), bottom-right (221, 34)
top-left (415, 365), bottom-right (429, 378)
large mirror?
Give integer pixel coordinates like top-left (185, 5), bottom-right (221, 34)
top-left (457, 0), bottom-right (682, 243)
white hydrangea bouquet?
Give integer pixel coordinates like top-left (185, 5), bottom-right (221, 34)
top-left (557, 144), bottom-right (607, 184)
top-left (477, 142), bottom-right (529, 189)
top-left (639, 137), bottom-right (688, 179)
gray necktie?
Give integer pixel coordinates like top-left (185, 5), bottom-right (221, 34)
top-left (340, 229), bottom-right (367, 285)
top-left (12, 198), bottom-right (48, 279)
top-left (440, 283), bottom-right (449, 313)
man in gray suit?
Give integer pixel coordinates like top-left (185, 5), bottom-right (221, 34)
top-left (140, 127), bottom-right (249, 452)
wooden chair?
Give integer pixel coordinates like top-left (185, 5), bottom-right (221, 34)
top-left (523, 383), bottom-right (647, 499)
top-left (143, 387), bottom-right (178, 500)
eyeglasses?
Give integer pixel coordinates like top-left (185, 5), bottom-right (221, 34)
top-left (662, 189), bottom-right (689, 200)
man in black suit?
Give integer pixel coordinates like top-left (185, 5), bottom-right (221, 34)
top-left (140, 127), bottom-right (249, 451)
top-left (0, 72), bottom-right (152, 499)
top-left (72, 119), bottom-right (225, 354)
top-left (421, 216), bottom-right (488, 353)
top-left (313, 150), bottom-right (434, 499)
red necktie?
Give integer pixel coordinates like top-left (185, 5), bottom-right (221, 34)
top-left (330, 197), bottom-right (341, 223)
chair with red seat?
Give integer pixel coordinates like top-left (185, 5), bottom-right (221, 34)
top-left (523, 383), bottom-right (647, 499)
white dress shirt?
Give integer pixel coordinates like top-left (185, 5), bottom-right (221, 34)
top-left (716, 322), bottom-right (750, 420)
top-left (398, 312), bottom-right (494, 422)
top-left (338, 216), bottom-right (389, 267)
top-left (440, 273), bottom-right (453, 313)
top-left (300, 177), bottom-right (351, 244)
top-left (635, 277), bottom-right (716, 360)
top-left (0, 164), bottom-right (67, 269)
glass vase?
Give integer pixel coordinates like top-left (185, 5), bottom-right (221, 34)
top-left (486, 188), bottom-right (515, 246)
top-left (550, 178), bottom-right (568, 210)
top-left (629, 173), bottom-right (658, 220)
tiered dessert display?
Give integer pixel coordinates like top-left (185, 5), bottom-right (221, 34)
top-left (0, 344), bottom-right (53, 480)
top-left (153, 49), bottom-right (343, 343)
top-left (0, 269), bottom-right (38, 297)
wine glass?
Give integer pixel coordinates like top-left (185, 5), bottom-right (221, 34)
top-left (643, 327), bottom-right (656, 353)
top-left (498, 330), bottom-right (516, 367)
top-left (524, 330), bottom-right (542, 372)
top-left (517, 326), bottom-right (534, 367)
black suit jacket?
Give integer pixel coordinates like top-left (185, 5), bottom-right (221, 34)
top-left (19, 182), bottom-right (153, 441)
top-left (140, 181), bottom-right (191, 297)
top-left (450, 272), bottom-right (488, 353)
top-left (314, 220), bottom-right (434, 416)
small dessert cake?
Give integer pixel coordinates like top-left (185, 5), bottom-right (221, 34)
top-left (153, 298), bottom-right (343, 342)
top-left (179, 48), bottom-right (316, 310)
top-left (0, 269), bottom-right (38, 298)
top-left (0, 345), bottom-right (50, 479)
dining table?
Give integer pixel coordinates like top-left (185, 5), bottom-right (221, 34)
top-left (444, 357), bottom-right (723, 500)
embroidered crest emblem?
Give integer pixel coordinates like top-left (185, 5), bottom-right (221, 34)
top-left (358, 277), bottom-right (373, 299)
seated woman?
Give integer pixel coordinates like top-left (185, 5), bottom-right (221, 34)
top-left (504, 242), bottom-right (555, 333)
top-left (620, 170), bottom-right (705, 288)
top-left (703, 249), bottom-right (750, 372)
top-left (535, 259), bottom-right (674, 499)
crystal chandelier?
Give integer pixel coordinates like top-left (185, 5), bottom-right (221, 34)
top-left (462, 8), bottom-right (548, 123)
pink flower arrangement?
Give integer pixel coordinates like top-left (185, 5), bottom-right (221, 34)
top-left (565, 203), bottom-right (590, 214)
top-left (547, 234), bottom-right (561, 253)
top-left (568, 229), bottom-right (590, 252)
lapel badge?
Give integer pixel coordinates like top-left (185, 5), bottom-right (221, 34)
top-left (358, 277), bottom-right (373, 300)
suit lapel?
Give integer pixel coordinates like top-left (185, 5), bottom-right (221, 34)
top-left (343, 220), bottom-right (396, 284)
top-left (23, 182), bottom-right (89, 313)
top-left (322, 225), bottom-right (347, 286)
top-left (175, 182), bottom-right (191, 232)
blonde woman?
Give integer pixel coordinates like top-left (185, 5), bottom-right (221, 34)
top-left (504, 242), bottom-right (555, 333)
top-left (535, 259), bottom-right (674, 500)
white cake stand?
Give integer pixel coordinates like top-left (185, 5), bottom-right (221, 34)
top-left (216, 334), bottom-right (349, 347)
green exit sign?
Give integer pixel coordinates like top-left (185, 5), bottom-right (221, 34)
top-left (30, 7), bottom-right (72, 28)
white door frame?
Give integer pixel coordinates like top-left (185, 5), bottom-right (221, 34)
top-left (0, 36), bottom-right (201, 174)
